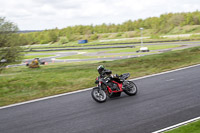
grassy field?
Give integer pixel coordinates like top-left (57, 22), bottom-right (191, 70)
top-left (56, 52), bottom-right (158, 60)
top-left (1, 46), bottom-right (200, 106)
top-left (23, 54), bottom-right (56, 59)
top-left (106, 45), bottom-right (181, 53)
top-left (24, 38), bottom-right (180, 49)
top-left (165, 120), bottom-right (200, 133)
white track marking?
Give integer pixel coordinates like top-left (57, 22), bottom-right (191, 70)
top-left (166, 79), bottom-right (175, 82)
top-left (152, 116), bottom-right (200, 133)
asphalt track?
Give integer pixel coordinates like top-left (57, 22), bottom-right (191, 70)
top-left (0, 65), bottom-right (200, 133)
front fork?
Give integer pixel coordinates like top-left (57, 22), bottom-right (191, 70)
top-left (98, 81), bottom-right (103, 91)
top-left (122, 80), bottom-right (128, 90)
top-left (98, 81), bottom-right (111, 96)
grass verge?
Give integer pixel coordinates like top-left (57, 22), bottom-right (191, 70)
top-left (23, 55), bottom-right (56, 59)
top-left (165, 120), bottom-right (200, 133)
top-left (105, 45), bottom-right (181, 53)
top-left (56, 52), bottom-right (158, 60)
top-left (1, 46), bottom-right (200, 106)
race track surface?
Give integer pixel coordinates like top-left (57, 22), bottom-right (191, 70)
top-left (0, 65), bottom-right (200, 133)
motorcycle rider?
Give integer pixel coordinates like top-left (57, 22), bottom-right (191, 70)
top-left (97, 65), bottom-right (111, 78)
top-left (97, 65), bottom-right (119, 79)
top-left (97, 65), bottom-right (121, 91)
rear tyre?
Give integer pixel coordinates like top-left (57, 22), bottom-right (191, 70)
top-left (109, 92), bottom-right (121, 98)
top-left (91, 87), bottom-right (107, 103)
top-left (124, 81), bottom-right (137, 96)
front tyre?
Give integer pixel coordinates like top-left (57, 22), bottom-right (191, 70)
top-left (124, 81), bottom-right (138, 96)
top-left (91, 87), bottom-right (107, 103)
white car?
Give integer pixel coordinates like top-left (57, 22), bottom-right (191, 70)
top-left (139, 47), bottom-right (149, 52)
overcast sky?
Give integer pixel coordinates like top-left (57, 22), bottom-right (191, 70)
top-left (0, 0), bottom-right (200, 30)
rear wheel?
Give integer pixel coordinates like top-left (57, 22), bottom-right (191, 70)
top-left (124, 81), bottom-right (137, 96)
top-left (91, 87), bottom-right (107, 103)
top-left (109, 92), bottom-right (121, 98)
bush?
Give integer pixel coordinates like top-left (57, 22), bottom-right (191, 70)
top-left (190, 34), bottom-right (200, 40)
top-left (125, 32), bottom-right (135, 38)
top-left (90, 34), bottom-right (98, 40)
top-left (102, 34), bottom-right (109, 39)
top-left (40, 40), bottom-right (49, 44)
top-left (115, 32), bottom-right (123, 38)
top-left (150, 34), bottom-right (162, 39)
top-left (59, 37), bottom-right (69, 44)
top-left (0, 17), bottom-right (23, 72)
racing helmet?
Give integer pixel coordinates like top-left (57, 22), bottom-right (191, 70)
top-left (97, 65), bottom-right (105, 74)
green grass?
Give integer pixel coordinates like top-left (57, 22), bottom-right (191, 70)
top-left (165, 120), bottom-right (200, 133)
top-left (25, 51), bottom-right (69, 54)
top-left (106, 45), bottom-right (181, 53)
top-left (23, 55), bottom-right (56, 59)
top-left (167, 25), bottom-right (200, 35)
top-left (25, 47), bottom-right (134, 54)
top-left (24, 44), bottom-right (180, 55)
top-left (23, 35), bottom-right (199, 50)
top-left (56, 52), bottom-right (158, 59)
top-left (1, 46), bottom-right (200, 106)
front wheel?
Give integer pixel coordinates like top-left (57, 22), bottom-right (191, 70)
top-left (123, 81), bottom-right (138, 96)
top-left (91, 87), bottom-right (107, 103)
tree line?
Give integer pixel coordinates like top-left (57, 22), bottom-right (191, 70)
top-left (0, 17), bottom-right (23, 71)
top-left (18, 11), bottom-right (200, 45)
top-left (4, 10), bottom-right (200, 46)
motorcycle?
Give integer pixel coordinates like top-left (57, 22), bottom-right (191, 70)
top-left (91, 73), bottom-right (137, 103)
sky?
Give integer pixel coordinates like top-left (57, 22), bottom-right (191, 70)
top-left (0, 0), bottom-right (200, 30)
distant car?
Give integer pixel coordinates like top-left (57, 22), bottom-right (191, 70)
top-left (78, 40), bottom-right (88, 44)
top-left (137, 47), bottom-right (150, 52)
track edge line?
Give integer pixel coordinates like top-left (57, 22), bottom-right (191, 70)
top-left (152, 116), bottom-right (200, 133)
